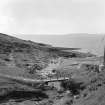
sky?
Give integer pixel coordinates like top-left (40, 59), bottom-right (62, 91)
top-left (0, 0), bottom-right (105, 55)
top-left (0, 0), bottom-right (105, 34)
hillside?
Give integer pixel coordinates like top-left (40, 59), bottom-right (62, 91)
top-left (0, 33), bottom-right (94, 76)
top-left (0, 33), bottom-right (105, 105)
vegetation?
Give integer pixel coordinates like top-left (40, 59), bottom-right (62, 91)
top-left (0, 33), bottom-right (102, 105)
top-left (61, 80), bottom-right (86, 95)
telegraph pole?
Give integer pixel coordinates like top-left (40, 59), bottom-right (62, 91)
top-left (103, 45), bottom-right (105, 67)
top-left (101, 35), bottom-right (105, 68)
top-left (98, 35), bottom-right (105, 72)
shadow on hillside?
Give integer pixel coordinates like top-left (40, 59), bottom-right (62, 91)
top-left (0, 90), bottom-right (48, 103)
top-left (61, 80), bottom-right (86, 95)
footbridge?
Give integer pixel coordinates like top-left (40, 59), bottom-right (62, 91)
top-left (0, 73), bottom-right (70, 87)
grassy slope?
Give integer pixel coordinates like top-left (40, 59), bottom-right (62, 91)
top-left (0, 33), bottom-right (94, 77)
top-left (0, 33), bottom-right (101, 105)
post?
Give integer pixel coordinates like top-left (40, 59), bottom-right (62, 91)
top-left (64, 72), bottom-right (65, 79)
top-left (99, 36), bottom-right (105, 72)
top-left (103, 46), bottom-right (105, 68)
